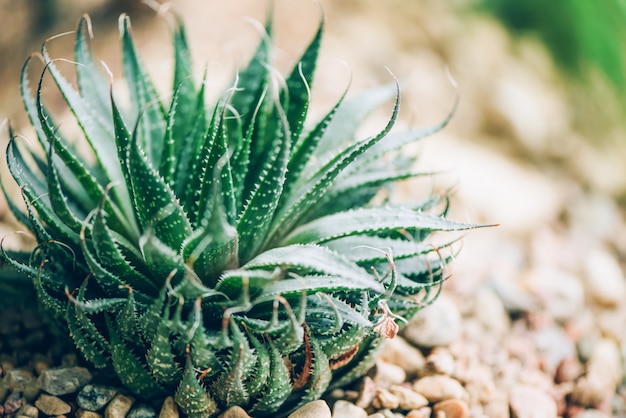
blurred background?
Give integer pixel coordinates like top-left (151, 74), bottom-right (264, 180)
top-left (1, 0), bottom-right (625, 415)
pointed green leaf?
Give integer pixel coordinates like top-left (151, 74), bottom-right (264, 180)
top-left (75, 15), bottom-right (112, 125)
top-left (107, 317), bottom-right (166, 398)
top-left (282, 207), bottom-right (479, 246)
top-left (283, 18), bottom-right (323, 145)
top-left (175, 356), bottom-right (218, 418)
top-left (268, 82), bottom-right (401, 244)
top-left (314, 82), bottom-right (397, 159)
top-left (249, 341), bottom-right (291, 414)
top-left (170, 15), bottom-right (198, 154)
top-left (146, 321), bottom-right (182, 385)
top-left (229, 16), bottom-right (272, 134)
top-left (243, 244), bottom-right (384, 294)
top-left (294, 331), bottom-right (332, 408)
top-left (282, 85), bottom-right (349, 203)
top-left (328, 334), bottom-right (381, 389)
top-left (245, 332), bottom-right (271, 398)
top-left (120, 14), bottom-right (167, 165)
top-left (127, 120), bottom-right (191, 250)
top-left (41, 35), bottom-right (128, 210)
top-left (6, 140), bottom-right (79, 246)
top-left (237, 103), bottom-right (290, 263)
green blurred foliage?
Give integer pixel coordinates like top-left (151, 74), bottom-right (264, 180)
top-left (479, 0), bottom-right (626, 92)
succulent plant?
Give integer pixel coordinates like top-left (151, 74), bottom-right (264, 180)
top-left (2, 6), bottom-right (480, 417)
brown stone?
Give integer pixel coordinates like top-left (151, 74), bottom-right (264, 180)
top-left (413, 375), bottom-right (467, 402)
top-left (433, 399), bottom-right (469, 418)
top-left (105, 394), bottom-right (134, 418)
top-left (35, 394), bottom-right (72, 416)
top-left (76, 409), bottom-right (103, 418)
top-left (217, 405), bottom-right (251, 418)
top-left (158, 397), bottom-right (179, 418)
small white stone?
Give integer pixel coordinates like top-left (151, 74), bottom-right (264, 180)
top-left (288, 400), bottom-right (331, 418)
top-left (373, 360), bottom-right (406, 389)
top-left (413, 375), bottom-right (467, 403)
top-left (588, 338), bottom-right (623, 386)
top-left (402, 295), bottom-right (461, 348)
top-left (331, 400), bottom-right (367, 418)
top-left (509, 385), bottom-right (557, 418)
top-left (574, 410), bottom-right (612, 418)
top-left (423, 347), bottom-right (456, 376)
top-left (583, 248), bottom-right (626, 308)
top-left (378, 337), bottom-right (425, 375)
top-left (528, 267), bottom-right (585, 322)
top-left (571, 338), bottom-right (623, 406)
top-left (373, 388), bottom-right (399, 410)
top-left (472, 287), bottom-right (510, 336)
top-left (482, 390), bottom-right (509, 418)
top-left (532, 325), bottom-right (577, 376)
top-left (355, 377), bottom-right (377, 409)
top-left (388, 385), bottom-right (429, 410)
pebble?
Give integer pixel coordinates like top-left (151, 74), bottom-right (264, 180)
top-left (405, 407), bottom-right (431, 418)
top-left (4, 392), bottom-right (26, 415)
top-left (128, 404), bottom-right (157, 418)
top-left (372, 388), bottom-right (399, 410)
top-left (217, 405), bottom-right (251, 418)
top-left (378, 337), bottom-right (425, 375)
top-left (24, 379), bottom-right (41, 402)
top-left (583, 248), bottom-right (626, 308)
top-left (433, 399), bottom-right (470, 418)
top-left (388, 385), bottom-right (428, 410)
top-left (35, 394), bottom-right (72, 416)
top-left (0, 385), bottom-right (8, 403)
top-left (37, 367), bottom-right (93, 396)
top-left (4, 369), bottom-right (34, 391)
top-left (509, 385), bottom-right (557, 418)
top-left (488, 276), bottom-right (539, 314)
top-left (402, 295), bottom-right (461, 347)
top-left (472, 287), bottom-right (510, 337)
top-left (571, 338), bottom-right (623, 406)
top-left (531, 267), bottom-right (585, 322)
top-left (413, 375), bottom-right (467, 402)
top-left (372, 360), bottom-right (406, 389)
top-left (356, 377), bottom-right (377, 408)
top-left (158, 396), bottom-right (179, 418)
top-left (555, 357), bottom-right (583, 384)
top-left (574, 409), bottom-right (612, 418)
top-left (482, 391), bottom-right (509, 418)
top-left (377, 411), bottom-right (402, 418)
top-left (76, 409), bottom-right (103, 418)
top-left (571, 373), bottom-right (611, 407)
top-left (105, 394), bottom-right (134, 418)
top-left (16, 403), bottom-right (39, 418)
top-left (287, 400), bottom-right (331, 418)
top-left (332, 400), bottom-right (368, 418)
top-left (533, 325), bottom-right (577, 375)
top-left (422, 347), bottom-right (455, 376)
top-left (588, 338), bottom-right (623, 386)
top-left (596, 309), bottom-right (626, 344)
top-left (77, 385), bottom-right (119, 412)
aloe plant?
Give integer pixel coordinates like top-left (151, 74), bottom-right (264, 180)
top-left (1, 7), bottom-right (479, 417)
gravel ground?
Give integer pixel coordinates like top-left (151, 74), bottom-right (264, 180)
top-left (1, 1), bottom-right (625, 417)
